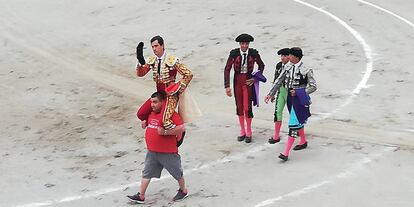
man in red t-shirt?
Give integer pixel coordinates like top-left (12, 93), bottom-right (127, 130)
top-left (127, 91), bottom-right (188, 204)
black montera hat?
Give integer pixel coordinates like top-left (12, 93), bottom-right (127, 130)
top-left (235, 33), bottom-right (254, 42)
top-left (277, 48), bottom-right (290, 56)
top-left (289, 47), bottom-right (303, 58)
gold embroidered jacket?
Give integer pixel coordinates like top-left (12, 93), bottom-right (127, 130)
top-left (136, 54), bottom-right (193, 93)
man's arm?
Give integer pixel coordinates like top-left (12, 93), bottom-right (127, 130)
top-left (136, 62), bottom-right (151, 77)
top-left (305, 68), bottom-right (317, 94)
top-left (141, 120), bottom-right (147, 129)
top-left (246, 50), bottom-right (265, 86)
top-left (224, 52), bottom-right (234, 96)
top-left (273, 62), bottom-right (283, 83)
top-left (135, 42), bottom-right (151, 77)
top-left (267, 69), bottom-right (287, 97)
top-left (174, 61), bottom-right (193, 93)
top-left (255, 51), bottom-right (265, 72)
top-left (158, 124), bottom-right (185, 136)
top-left (224, 51), bottom-right (235, 88)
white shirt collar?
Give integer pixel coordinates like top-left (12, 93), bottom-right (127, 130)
top-left (293, 60), bottom-right (302, 68)
top-left (157, 51), bottom-right (166, 61)
top-left (240, 48), bottom-right (249, 56)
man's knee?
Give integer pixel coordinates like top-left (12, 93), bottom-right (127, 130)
top-left (288, 128), bottom-right (300, 137)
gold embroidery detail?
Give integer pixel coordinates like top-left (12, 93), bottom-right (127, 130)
top-left (146, 56), bottom-right (156, 65)
top-left (165, 55), bottom-right (178, 67)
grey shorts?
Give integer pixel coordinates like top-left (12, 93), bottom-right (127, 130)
top-left (142, 151), bottom-right (183, 181)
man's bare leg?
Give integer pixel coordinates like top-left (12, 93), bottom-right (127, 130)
top-left (178, 177), bottom-right (187, 193)
top-left (139, 178), bottom-right (151, 199)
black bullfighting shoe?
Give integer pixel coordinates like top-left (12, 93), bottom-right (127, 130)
top-left (293, 142), bottom-right (308, 151)
top-left (268, 137), bottom-right (281, 144)
top-left (278, 153), bottom-right (288, 161)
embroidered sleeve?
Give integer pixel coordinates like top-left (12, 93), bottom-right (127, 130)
top-left (268, 69), bottom-right (287, 97)
top-left (305, 68), bottom-right (317, 94)
top-left (273, 62), bottom-right (283, 83)
top-left (174, 61), bottom-right (193, 93)
top-left (224, 53), bottom-right (234, 88)
top-left (136, 64), bottom-right (151, 77)
top-left (136, 56), bottom-right (156, 77)
top-left (254, 52), bottom-right (265, 72)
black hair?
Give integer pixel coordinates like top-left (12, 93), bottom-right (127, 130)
top-left (151, 91), bottom-right (166, 101)
top-left (150, 35), bottom-right (164, 46)
top-left (289, 47), bottom-right (303, 59)
top-left (277, 48), bottom-right (290, 56)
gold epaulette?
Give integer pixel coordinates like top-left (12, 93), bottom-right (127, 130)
top-left (147, 56), bottom-right (156, 65)
top-left (165, 55), bottom-right (179, 67)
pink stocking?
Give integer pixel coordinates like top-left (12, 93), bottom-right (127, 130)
top-left (238, 116), bottom-right (246, 136)
top-left (282, 136), bottom-right (295, 156)
top-left (298, 128), bottom-right (307, 145)
top-left (273, 121), bottom-right (282, 140)
top-left (246, 117), bottom-right (252, 137)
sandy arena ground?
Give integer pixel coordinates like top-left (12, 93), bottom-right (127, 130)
top-left (1, 0), bottom-right (413, 206)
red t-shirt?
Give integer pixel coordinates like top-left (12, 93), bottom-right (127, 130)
top-left (145, 111), bottom-right (183, 153)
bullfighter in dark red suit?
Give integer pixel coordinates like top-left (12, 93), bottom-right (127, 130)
top-left (224, 33), bottom-right (265, 143)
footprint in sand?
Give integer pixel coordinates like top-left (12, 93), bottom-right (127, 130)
top-left (114, 151), bottom-right (128, 158)
top-left (44, 183), bottom-right (56, 188)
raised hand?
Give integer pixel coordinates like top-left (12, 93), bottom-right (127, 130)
top-left (136, 42), bottom-right (145, 65)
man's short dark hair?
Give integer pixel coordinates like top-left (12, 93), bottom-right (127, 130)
top-left (150, 35), bottom-right (164, 46)
top-left (151, 91), bottom-right (166, 101)
top-left (277, 48), bottom-right (290, 56)
top-left (289, 47), bottom-right (303, 59)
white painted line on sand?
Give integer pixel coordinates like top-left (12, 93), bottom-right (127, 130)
top-left (254, 146), bottom-right (394, 207)
top-left (13, 144), bottom-right (273, 207)
top-left (292, 0), bottom-right (374, 121)
top-left (358, 0), bottom-right (414, 29)
top-left (254, 2), bottom-right (377, 205)
top-left (11, 0), bottom-right (375, 206)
